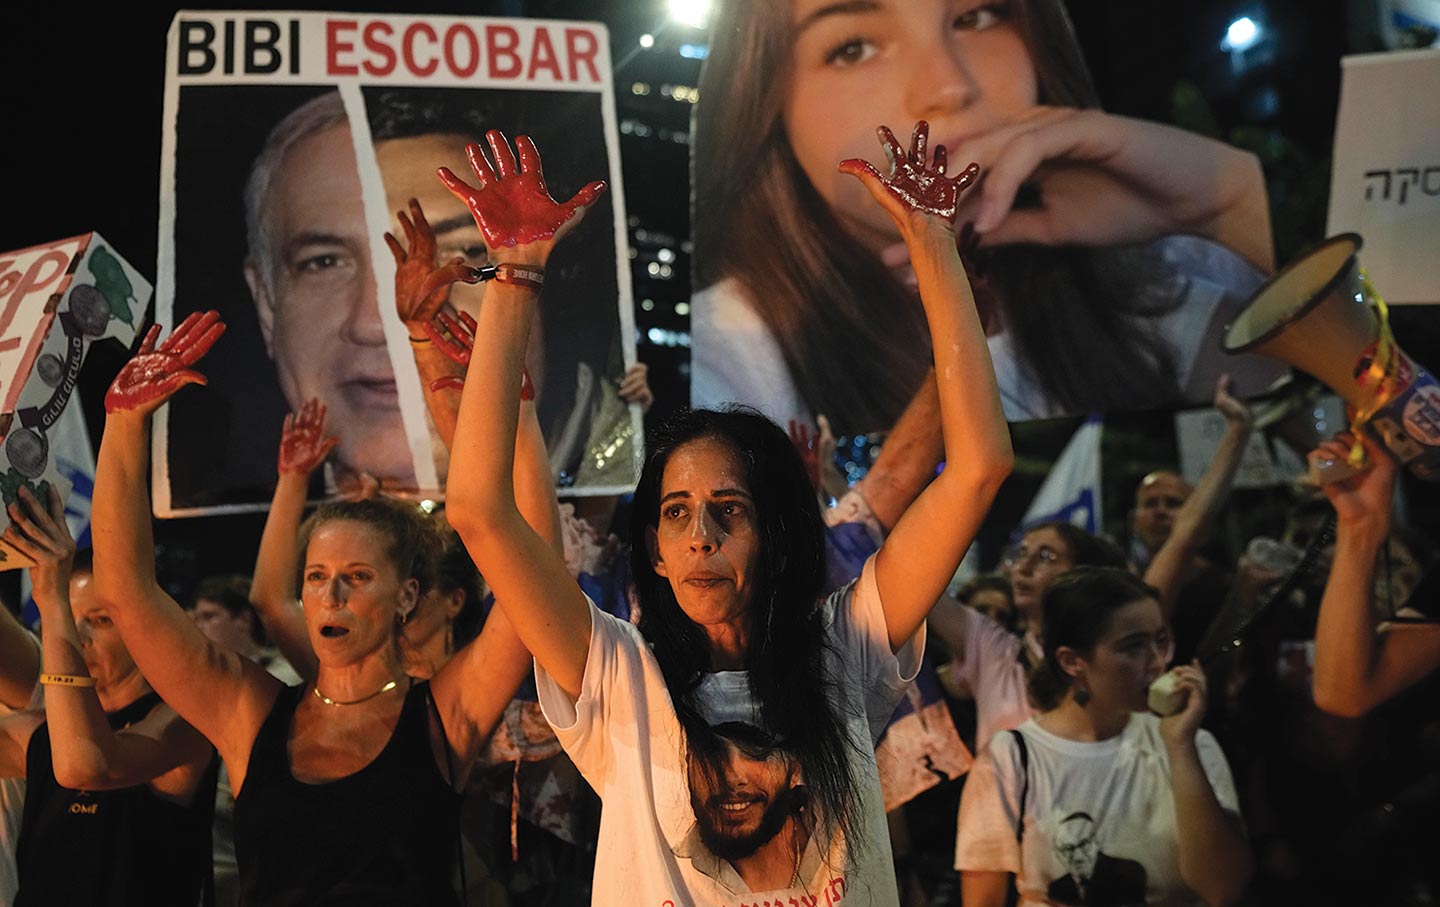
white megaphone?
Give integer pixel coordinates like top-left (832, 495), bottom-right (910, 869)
top-left (1223, 233), bottom-right (1440, 483)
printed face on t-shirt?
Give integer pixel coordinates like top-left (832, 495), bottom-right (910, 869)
top-left (688, 726), bottom-right (807, 867)
top-left (1053, 812), bottom-right (1100, 878)
top-left (649, 437), bottom-right (762, 629)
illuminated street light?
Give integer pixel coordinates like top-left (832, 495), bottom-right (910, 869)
top-left (667, 0), bottom-right (712, 29)
top-left (1220, 16), bottom-right (1262, 52)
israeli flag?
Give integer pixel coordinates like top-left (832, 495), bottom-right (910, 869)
top-left (1020, 414), bottom-right (1103, 534)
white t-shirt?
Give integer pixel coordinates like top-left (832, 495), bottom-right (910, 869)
top-left (949, 607), bottom-right (1039, 755)
top-left (536, 555), bottom-right (921, 906)
top-left (690, 236), bottom-right (1277, 425)
top-left (955, 714), bottom-right (1242, 907)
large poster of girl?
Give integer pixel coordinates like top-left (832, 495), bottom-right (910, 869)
top-left (689, 0), bottom-right (1288, 434)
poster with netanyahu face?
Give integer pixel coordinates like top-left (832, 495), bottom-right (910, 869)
top-left (156, 11), bottom-right (640, 516)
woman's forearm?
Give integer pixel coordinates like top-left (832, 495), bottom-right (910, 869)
top-left (874, 226), bottom-right (1012, 649)
top-left (249, 471), bottom-right (318, 681)
top-left (93, 415), bottom-right (162, 604)
top-left (1169, 741), bottom-right (1252, 905)
top-left (92, 411), bottom-right (251, 746)
top-left (412, 343), bottom-right (467, 448)
top-left (33, 584), bottom-right (130, 788)
top-left (1146, 413), bottom-right (1250, 615)
top-left (1312, 519), bottom-right (1391, 716)
top-left (910, 227), bottom-right (1012, 490)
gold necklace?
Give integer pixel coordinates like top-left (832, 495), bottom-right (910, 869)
top-left (311, 677), bottom-right (406, 707)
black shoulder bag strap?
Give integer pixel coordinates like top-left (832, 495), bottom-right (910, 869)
top-left (1009, 728), bottom-right (1029, 844)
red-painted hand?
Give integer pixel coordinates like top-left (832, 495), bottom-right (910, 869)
top-left (428, 371), bottom-right (535, 400)
top-left (383, 198), bottom-right (484, 332)
top-left (104, 311), bottom-right (226, 415)
top-left (436, 131), bottom-right (607, 255)
top-left (423, 306), bottom-right (533, 402)
top-left (424, 308), bottom-right (476, 368)
top-left (839, 121), bottom-right (980, 225)
top-left (278, 397), bottom-right (339, 475)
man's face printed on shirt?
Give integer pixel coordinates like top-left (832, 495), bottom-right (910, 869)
top-left (688, 723), bottom-right (807, 862)
top-left (1054, 812), bottom-right (1100, 878)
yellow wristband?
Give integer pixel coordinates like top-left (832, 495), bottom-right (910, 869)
top-left (39, 673), bottom-right (95, 688)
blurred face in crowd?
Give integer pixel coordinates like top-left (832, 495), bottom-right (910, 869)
top-left (969, 585), bottom-right (1015, 628)
top-left (70, 572), bottom-right (141, 697)
top-left (1006, 526), bottom-right (1074, 623)
top-left (191, 598), bottom-right (257, 657)
top-left (1132, 471), bottom-right (1192, 552)
top-left (783, 0), bottom-right (1038, 252)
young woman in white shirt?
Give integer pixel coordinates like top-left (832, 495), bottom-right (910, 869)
top-left (956, 567), bottom-right (1252, 907)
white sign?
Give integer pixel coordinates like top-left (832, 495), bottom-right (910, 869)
top-left (1326, 48), bottom-right (1440, 304)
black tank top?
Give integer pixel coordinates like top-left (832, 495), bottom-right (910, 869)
top-left (234, 680), bottom-right (462, 906)
top-left (15, 691), bottom-right (218, 907)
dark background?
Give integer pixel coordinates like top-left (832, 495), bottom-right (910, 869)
top-left (3, 0), bottom-right (1436, 599)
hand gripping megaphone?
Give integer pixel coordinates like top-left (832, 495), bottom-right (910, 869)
top-left (1223, 233), bottom-right (1440, 482)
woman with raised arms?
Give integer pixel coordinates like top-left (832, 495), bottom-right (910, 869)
top-left (89, 308), bottom-right (556, 904)
top-left (443, 124), bottom-right (1011, 904)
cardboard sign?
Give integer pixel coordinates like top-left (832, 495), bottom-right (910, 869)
top-left (1326, 48), bottom-right (1440, 304)
top-left (1174, 395), bottom-right (1346, 489)
top-left (156, 11), bottom-right (639, 516)
top-left (0, 234), bottom-right (148, 568)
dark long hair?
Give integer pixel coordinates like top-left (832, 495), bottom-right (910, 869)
top-left (430, 515), bottom-right (484, 648)
top-left (629, 408), bottom-right (863, 860)
top-left (694, 0), bottom-right (1182, 433)
top-left (1029, 567), bottom-right (1158, 710)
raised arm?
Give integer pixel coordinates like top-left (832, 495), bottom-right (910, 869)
top-left (386, 198), bottom-right (480, 448)
top-left (93, 313), bottom-right (280, 763)
top-left (5, 485), bottom-right (211, 791)
top-left (432, 389), bottom-right (561, 773)
top-left (1145, 376), bottom-right (1252, 616)
top-left (854, 370), bottom-right (943, 533)
top-left (248, 399), bottom-right (337, 682)
top-left (441, 130), bottom-right (606, 702)
top-left (1160, 664), bottom-right (1253, 904)
top-left (840, 122), bottom-right (1014, 652)
top-left (1310, 436), bottom-right (1440, 717)
top-left (421, 271), bottom-right (563, 770)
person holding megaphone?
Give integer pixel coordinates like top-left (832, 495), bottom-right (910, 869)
top-left (1310, 433), bottom-right (1440, 717)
